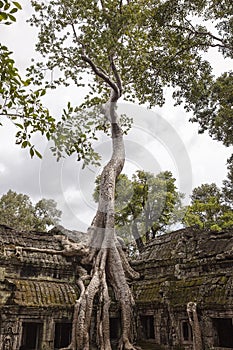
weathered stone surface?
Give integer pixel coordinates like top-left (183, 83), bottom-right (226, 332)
top-left (132, 228), bottom-right (233, 349)
top-left (0, 224), bottom-right (80, 349)
top-left (1, 224), bottom-right (233, 349)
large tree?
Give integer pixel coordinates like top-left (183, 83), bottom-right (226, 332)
top-left (223, 155), bottom-right (233, 207)
top-left (183, 183), bottom-right (233, 231)
top-left (94, 171), bottom-right (184, 252)
top-left (14, 0), bottom-right (232, 349)
top-left (0, 189), bottom-right (62, 231)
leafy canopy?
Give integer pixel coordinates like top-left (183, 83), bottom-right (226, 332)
top-left (0, 0), bottom-right (22, 24)
top-left (94, 170), bottom-right (184, 249)
top-left (183, 183), bottom-right (233, 231)
top-left (0, 190), bottom-right (62, 231)
top-left (0, 0), bottom-right (56, 158)
top-left (0, 1), bottom-right (232, 164)
top-left (222, 155), bottom-right (233, 207)
top-left (28, 0), bottom-right (232, 164)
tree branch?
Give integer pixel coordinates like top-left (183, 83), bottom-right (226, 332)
top-left (81, 52), bottom-right (120, 98)
top-left (109, 55), bottom-right (122, 96)
top-left (100, 0), bottom-right (106, 11)
top-left (64, 5), bottom-right (120, 99)
top-left (168, 23), bottom-right (231, 51)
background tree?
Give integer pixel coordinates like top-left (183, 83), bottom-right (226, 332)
top-left (94, 171), bottom-right (184, 252)
top-left (127, 171), bottom-right (184, 243)
top-left (222, 155), bottom-right (233, 207)
top-left (183, 183), bottom-right (233, 231)
top-left (0, 189), bottom-right (62, 231)
top-left (34, 198), bottom-right (62, 231)
top-left (24, 0), bottom-right (233, 349)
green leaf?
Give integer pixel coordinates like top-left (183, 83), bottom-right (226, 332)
top-left (12, 1), bottom-right (22, 10)
top-left (4, 2), bottom-right (10, 11)
top-left (8, 14), bottom-right (16, 22)
top-left (30, 147), bottom-right (34, 157)
top-left (21, 141), bottom-right (28, 148)
top-left (35, 149), bottom-right (42, 159)
top-left (14, 123), bottom-right (24, 129)
top-left (23, 79), bottom-right (31, 86)
top-left (0, 12), bottom-right (7, 20)
top-left (40, 88), bottom-right (46, 96)
top-left (10, 7), bottom-right (18, 13)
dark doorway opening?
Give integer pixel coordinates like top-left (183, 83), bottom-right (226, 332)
top-left (140, 315), bottom-right (155, 339)
top-left (20, 322), bottom-right (42, 350)
top-left (54, 322), bottom-right (72, 349)
top-left (213, 318), bottom-right (233, 348)
top-left (110, 318), bottom-right (121, 340)
top-left (181, 321), bottom-right (192, 342)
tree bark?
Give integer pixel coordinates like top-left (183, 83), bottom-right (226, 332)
top-left (187, 302), bottom-right (203, 350)
top-left (61, 91), bottom-right (140, 350)
top-left (131, 221), bottom-right (144, 252)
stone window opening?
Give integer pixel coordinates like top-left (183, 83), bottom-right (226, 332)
top-left (52, 270), bottom-right (61, 279)
top-left (54, 322), bottom-right (72, 349)
top-left (213, 318), bottom-right (233, 348)
top-left (20, 322), bottom-right (42, 350)
top-left (140, 315), bottom-right (155, 339)
top-left (181, 320), bottom-right (193, 342)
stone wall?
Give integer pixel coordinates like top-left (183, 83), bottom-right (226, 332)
top-left (0, 225), bottom-right (78, 350)
top-left (132, 228), bottom-right (233, 349)
top-left (1, 224), bottom-right (233, 349)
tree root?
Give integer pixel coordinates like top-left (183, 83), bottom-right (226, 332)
top-left (60, 92), bottom-right (140, 350)
top-left (187, 302), bottom-right (203, 350)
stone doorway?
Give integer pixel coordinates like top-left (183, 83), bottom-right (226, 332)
top-left (213, 318), bottom-right (233, 348)
top-left (181, 320), bottom-right (193, 342)
top-left (140, 315), bottom-right (155, 340)
top-left (54, 322), bottom-right (72, 349)
top-left (20, 322), bottom-right (42, 350)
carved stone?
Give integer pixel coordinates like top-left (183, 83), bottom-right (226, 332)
top-left (0, 224), bottom-right (233, 349)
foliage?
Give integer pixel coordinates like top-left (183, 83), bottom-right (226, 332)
top-left (28, 0), bottom-right (232, 165)
top-left (190, 72), bottom-right (233, 147)
top-left (0, 1), bottom-right (232, 165)
top-left (190, 183), bottom-right (222, 203)
top-left (222, 155), bottom-right (233, 206)
top-left (34, 198), bottom-right (62, 230)
top-left (94, 170), bottom-right (184, 249)
top-left (0, 190), bottom-right (62, 231)
top-left (183, 183), bottom-right (233, 231)
top-left (0, 0), bottom-right (22, 24)
top-left (0, 0), bottom-right (56, 158)
top-left (50, 104), bottom-right (132, 165)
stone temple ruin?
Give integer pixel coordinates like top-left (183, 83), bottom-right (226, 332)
top-left (0, 223), bottom-right (233, 349)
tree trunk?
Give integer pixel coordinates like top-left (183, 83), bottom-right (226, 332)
top-left (131, 221), bottom-right (144, 252)
top-left (62, 92), bottom-right (140, 350)
top-left (187, 302), bottom-right (203, 350)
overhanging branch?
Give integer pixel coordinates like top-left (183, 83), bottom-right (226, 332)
top-left (80, 52), bottom-right (120, 99)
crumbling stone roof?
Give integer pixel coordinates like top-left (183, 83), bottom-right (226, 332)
top-left (0, 225), bottom-right (72, 271)
top-left (139, 227), bottom-right (233, 261)
top-left (0, 224), bottom-right (62, 250)
top-left (11, 278), bottom-right (78, 307)
top-left (133, 228), bottom-right (233, 309)
top-left (0, 224), bottom-right (81, 308)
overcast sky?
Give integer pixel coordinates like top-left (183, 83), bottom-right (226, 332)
top-left (0, 2), bottom-right (232, 231)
